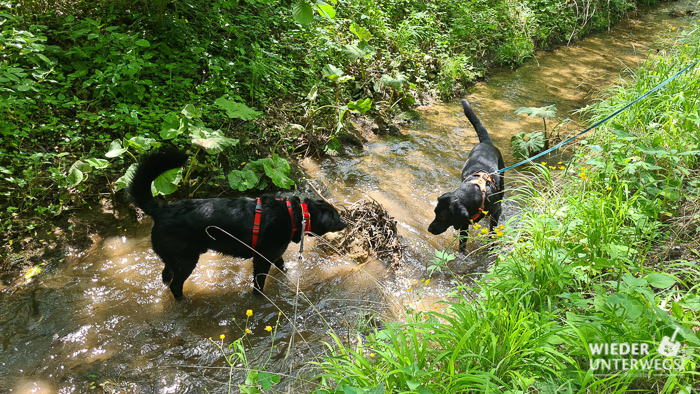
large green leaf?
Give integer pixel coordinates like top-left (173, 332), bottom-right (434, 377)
top-left (316, 1), bottom-right (335, 19)
top-left (160, 112), bottom-right (188, 140)
top-left (511, 131), bottom-right (544, 159)
top-left (349, 23), bottom-right (371, 41)
top-left (152, 168), bottom-right (182, 196)
top-left (348, 98), bottom-right (372, 114)
top-left (646, 273), bottom-right (677, 289)
top-left (125, 136), bottom-right (156, 153)
top-left (306, 85), bottom-right (318, 102)
top-left (342, 41), bottom-right (375, 61)
top-left (85, 158), bottom-right (109, 169)
top-left (181, 104), bottom-right (202, 119)
top-left (263, 155), bottom-right (294, 189)
top-left (323, 136), bottom-right (341, 153)
top-left (257, 372), bottom-right (280, 391)
top-left (66, 168), bottom-right (83, 188)
top-left (322, 64), bottom-right (344, 82)
top-left (66, 160), bottom-right (92, 187)
top-left (293, 1), bottom-right (314, 25)
top-left (105, 139), bottom-right (128, 158)
top-left (381, 73), bottom-right (405, 90)
top-left (606, 293), bottom-right (644, 319)
top-left (335, 106), bottom-right (348, 133)
top-left (214, 97), bottom-right (262, 121)
top-left (115, 163), bottom-right (138, 191)
top-left (514, 104), bottom-right (557, 119)
top-left (228, 169), bottom-right (259, 192)
top-left (190, 128), bottom-right (238, 152)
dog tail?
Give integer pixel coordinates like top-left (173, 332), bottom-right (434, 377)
top-left (126, 149), bottom-right (188, 216)
top-left (461, 99), bottom-right (492, 144)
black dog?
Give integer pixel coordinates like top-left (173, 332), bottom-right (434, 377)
top-left (428, 99), bottom-right (505, 252)
top-left (126, 150), bottom-right (347, 299)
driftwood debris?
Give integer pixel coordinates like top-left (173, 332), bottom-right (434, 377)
top-left (323, 198), bottom-right (403, 266)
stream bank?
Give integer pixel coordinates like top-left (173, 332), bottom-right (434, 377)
top-left (1, 1), bottom-right (698, 392)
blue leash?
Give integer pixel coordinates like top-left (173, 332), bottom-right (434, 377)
top-left (498, 58), bottom-right (700, 174)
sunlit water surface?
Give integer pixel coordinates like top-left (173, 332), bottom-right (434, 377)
top-left (0, 3), bottom-right (694, 392)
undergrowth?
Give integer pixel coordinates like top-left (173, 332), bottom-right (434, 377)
top-left (1, 0), bottom-right (664, 255)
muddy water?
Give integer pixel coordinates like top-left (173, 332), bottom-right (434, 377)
top-left (1, 3), bottom-right (694, 393)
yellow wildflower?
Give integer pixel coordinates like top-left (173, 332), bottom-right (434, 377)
top-left (541, 162), bottom-right (547, 165)
top-left (425, 279), bottom-right (430, 285)
top-left (473, 223), bottom-right (481, 229)
top-left (481, 228), bottom-right (488, 234)
top-left (219, 334), bottom-right (225, 339)
top-left (499, 225), bottom-right (505, 229)
top-left (246, 309), bottom-right (253, 317)
top-left (265, 326), bottom-right (272, 332)
top-left (245, 328), bottom-right (251, 334)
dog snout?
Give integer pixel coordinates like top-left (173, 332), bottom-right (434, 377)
top-left (428, 220), bottom-right (446, 235)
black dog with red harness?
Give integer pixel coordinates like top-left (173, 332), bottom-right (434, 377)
top-left (127, 149), bottom-right (346, 300)
top-left (428, 99), bottom-right (505, 252)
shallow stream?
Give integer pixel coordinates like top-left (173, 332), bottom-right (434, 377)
top-left (0, 3), bottom-right (695, 392)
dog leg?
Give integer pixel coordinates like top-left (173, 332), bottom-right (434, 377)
top-left (488, 206), bottom-right (502, 233)
top-left (163, 255), bottom-right (198, 300)
top-left (252, 256), bottom-right (272, 296)
top-left (273, 256), bottom-right (286, 273)
top-left (162, 266), bottom-right (174, 285)
top-left (459, 229), bottom-right (469, 253)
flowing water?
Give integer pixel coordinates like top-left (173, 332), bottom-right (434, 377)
top-left (1, 3), bottom-right (695, 393)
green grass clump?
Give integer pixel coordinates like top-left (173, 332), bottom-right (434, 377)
top-left (312, 22), bottom-right (700, 393)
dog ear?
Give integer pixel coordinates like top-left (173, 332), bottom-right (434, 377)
top-left (436, 192), bottom-right (452, 207)
top-left (448, 198), bottom-right (472, 230)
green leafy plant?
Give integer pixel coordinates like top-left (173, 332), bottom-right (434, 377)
top-left (212, 309), bottom-right (283, 393)
top-left (511, 105), bottom-right (557, 158)
top-left (305, 66), bottom-right (373, 153)
top-left (227, 154), bottom-right (295, 192)
top-left (292, 0), bottom-right (337, 25)
top-left (66, 102), bottom-right (243, 195)
top-left (427, 250), bottom-right (455, 275)
top-left (511, 131), bottom-right (545, 159)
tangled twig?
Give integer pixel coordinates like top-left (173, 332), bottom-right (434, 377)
top-left (325, 197), bottom-right (404, 267)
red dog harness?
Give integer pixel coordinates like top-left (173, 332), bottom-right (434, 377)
top-left (251, 198), bottom-right (311, 250)
top-left (462, 171), bottom-right (499, 224)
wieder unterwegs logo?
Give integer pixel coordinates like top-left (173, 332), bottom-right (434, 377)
top-left (588, 327), bottom-right (689, 375)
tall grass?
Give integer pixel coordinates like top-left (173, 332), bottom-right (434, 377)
top-left (311, 22), bottom-right (700, 393)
